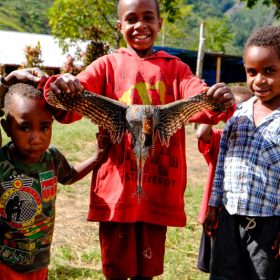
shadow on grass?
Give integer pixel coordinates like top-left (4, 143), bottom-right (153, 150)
top-left (48, 265), bottom-right (103, 280)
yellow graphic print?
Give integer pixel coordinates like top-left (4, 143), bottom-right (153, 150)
top-left (119, 81), bottom-right (166, 105)
top-left (13, 179), bottom-right (23, 189)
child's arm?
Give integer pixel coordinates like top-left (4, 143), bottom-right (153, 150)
top-left (203, 206), bottom-right (220, 237)
top-left (195, 124), bottom-right (213, 143)
top-left (70, 132), bottom-right (111, 184)
top-left (2, 68), bottom-right (49, 86)
top-left (272, 229), bottom-right (280, 259)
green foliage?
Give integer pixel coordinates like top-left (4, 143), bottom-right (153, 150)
top-left (177, 0), bottom-right (279, 55)
top-left (228, 1), bottom-right (276, 54)
top-left (0, 0), bottom-right (52, 33)
top-left (160, 0), bottom-right (182, 23)
top-left (156, 2), bottom-right (192, 47)
top-left (160, 1), bottom-right (234, 53)
top-left (48, 0), bottom-right (119, 51)
top-left (241, 0), bottom-right (280, 18)
top-left (48, 0), bottom-right (118, 64)
top-left (204, 17), bottom-right (233, 52)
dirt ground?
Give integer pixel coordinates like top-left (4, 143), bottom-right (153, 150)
top-left (51, 126), bottom-right (208, 268)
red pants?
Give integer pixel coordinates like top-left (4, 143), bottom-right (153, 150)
top-left (99, 222), bottom-right (167, 278)
top-left (0, 264), bottom-right (48, 280)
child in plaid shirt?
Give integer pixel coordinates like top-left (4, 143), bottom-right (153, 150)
top-left (204, 26), bottom-right (280, 280)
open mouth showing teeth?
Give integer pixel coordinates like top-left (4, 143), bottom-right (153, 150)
top-left (255, 90), bottom-right (270, 94)
top-left (134, 34), bottom-right (149, 39)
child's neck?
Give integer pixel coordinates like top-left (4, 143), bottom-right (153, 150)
top-left (128, 46), bottom-right (154, 58)
top-left (253, 97), bottom-right (280, 126)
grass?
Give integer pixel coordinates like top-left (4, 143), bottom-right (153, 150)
top-left (1, 118), bottom-right (209, 280)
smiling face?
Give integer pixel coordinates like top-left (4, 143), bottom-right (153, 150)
top-left (244, 45), bottom-right (280, 107)
top-left (2, 95), bottom-right (53, 164)
top-left (118, 0), bottom-right (162, 58)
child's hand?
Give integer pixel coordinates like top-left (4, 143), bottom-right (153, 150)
top-left (50, 73), bottom-right (84, 95)
top-left (206, 83), bottom-right (235, 109)
top-left (203, 206), bottom-right (219, 237)
top-left (5, 67), bottom-right (49, 85)
top-left (272, 230), bottom-right (280, 259)
top-left (95, 132), bottom-right (111, 160)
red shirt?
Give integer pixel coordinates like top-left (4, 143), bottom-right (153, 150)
top-left (45, 48), bottom-right (234, 227)
top-left (197, 129), bottom-right (223, 224)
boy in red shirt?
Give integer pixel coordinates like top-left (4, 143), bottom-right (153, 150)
top-left (44, 0), bottom-right (235, 279)
top-left (196, 86), bottom-right (253, 273)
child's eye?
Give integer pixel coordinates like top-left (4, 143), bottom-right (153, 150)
top-left (19, 126), bottom-right (30, 132)
top-left (41, 125), bottom-right (51, 132)
top-left (264, 67), bottom-right (275, 75)
top-left (126, 16), bottom-right (136, 23)
top-left (246, 68), bottom-right (256, 76)
top-left (144, 15), bottom-right (156, 21)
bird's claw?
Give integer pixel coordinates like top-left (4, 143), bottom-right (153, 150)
top-left (131, 185), bottom-right (147, 204)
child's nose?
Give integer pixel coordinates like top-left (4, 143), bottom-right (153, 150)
top-left (255, 73), bottom-right (267, 85)
top-left (29, 132), bottom-right (42, 143)
top-left (135, 20), bottom-right (145, 29)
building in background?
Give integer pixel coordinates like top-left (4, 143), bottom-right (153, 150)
top-left (154, 46), bottom-right (246, 86)
top-left (0, 30), bottom-right (246, 85)
top-left (0, 30), bottom-right (86, 75)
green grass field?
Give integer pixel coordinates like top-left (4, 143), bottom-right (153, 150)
top-left (1, 118), bottom-right (209, 280)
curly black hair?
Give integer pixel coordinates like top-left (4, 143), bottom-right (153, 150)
top-left (117, 0), bottom-right (160, 19)
top-left (3, 83), bottom-right (47, 117)
top-left (243, 25), bottom-right (280, 59)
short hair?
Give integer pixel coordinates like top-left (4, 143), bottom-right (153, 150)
top-left (243, 25), bottom-right (280, 59)
top-left (230, 85), bottom-right (252, 96)
top-left (3, 83), bottom-right (47, 117)
top-left (230, 85), bottom-right (253, 105)
top-left (117, 0), bottom-right (160, 19)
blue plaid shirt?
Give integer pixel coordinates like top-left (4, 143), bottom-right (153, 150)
top-left (210, 97), bottom-right (280, 216)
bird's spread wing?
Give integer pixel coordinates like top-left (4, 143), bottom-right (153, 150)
top-left (46, 90), bottom-right (128, 144)
top-left (154, 92), bottom-right (225, 146)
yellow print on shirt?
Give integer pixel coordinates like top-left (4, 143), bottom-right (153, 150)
top-left (119, 81), bottom-right (166, 105)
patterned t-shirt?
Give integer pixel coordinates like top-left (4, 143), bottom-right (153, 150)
top-left (0, 143), bottom-right (76, 272)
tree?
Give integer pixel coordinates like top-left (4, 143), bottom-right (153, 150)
top-left (160, 0), bottom-right (182, 23)
top-left (241, 0), bottom-right (280, 18)
top-left (204, 17), bottom-right (233, 53)
top-left (158, 1), bottom-right (234, 53)
top-left (227, 1), bottom-right (275, 55)
top-left (48, 0), bottom-right (118, 49)
top-left (157, 1), bottom-right (192, 47)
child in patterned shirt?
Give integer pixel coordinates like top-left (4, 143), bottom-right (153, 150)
top-left (204, 26), bottom-right (280, 280)
top-left (0, 83), bottom-right (109, 280)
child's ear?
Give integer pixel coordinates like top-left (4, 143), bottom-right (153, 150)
top-left (158, 17), bottom-right (163, 31)
top-left (117, 20), bottom-right (122, 32)
top-left (1, 118), bottom-right (10, 137)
